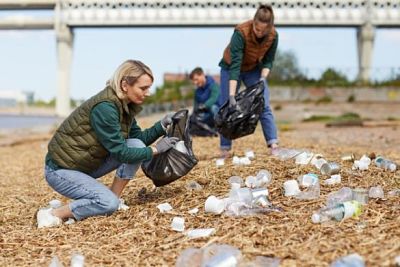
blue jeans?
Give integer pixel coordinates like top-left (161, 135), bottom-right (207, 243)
top-left (217, 67), bottom-right (278, 150)
top-left (44, 138), bottom-right (146, 221)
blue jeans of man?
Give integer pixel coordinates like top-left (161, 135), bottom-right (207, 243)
top-left (218, 67), bottom-right (278, 150)
top-left (44, 138), bottom-right (146, 221)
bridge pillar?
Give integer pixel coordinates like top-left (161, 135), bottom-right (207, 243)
top-left (357, 23), bottom-right (375, 83)
top-left (55, 24), bottom-right (74, 117)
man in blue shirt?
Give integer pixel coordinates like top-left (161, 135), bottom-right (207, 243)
top-left (190, 67), bottom-right (220, 117)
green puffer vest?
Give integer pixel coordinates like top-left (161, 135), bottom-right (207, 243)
top-left (47, 86), bottom-right (142, 174)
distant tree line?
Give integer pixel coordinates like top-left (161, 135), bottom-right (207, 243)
top-left (30, 50), bottom-right (399, 106)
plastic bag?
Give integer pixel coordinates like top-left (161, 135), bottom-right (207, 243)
top-left (141, 109), bottom-right (198, 187)
top-left (188, 111), bottom-right (218, 137)
top-left (214, 81), bottom-right (264, 140)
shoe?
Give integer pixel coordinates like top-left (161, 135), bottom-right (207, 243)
top-left (219, 149), bottom-right (232, 159)
top-left (118, 198), bottom-right (129, 211)
top-left (37, 207), bottom-right (62, 228)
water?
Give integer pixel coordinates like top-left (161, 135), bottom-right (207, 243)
top-left (0, 114), bottom-right (60, 129)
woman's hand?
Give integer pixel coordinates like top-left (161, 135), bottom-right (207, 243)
top-left (161, 113), bottom-right (174, 129)
top-left (153, 137), bottom-right (179, 154)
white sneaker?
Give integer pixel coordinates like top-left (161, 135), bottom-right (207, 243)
top-left (37, 207), bottom-right (62, 228)
top-left (118, 198), bottom-right (129, 211)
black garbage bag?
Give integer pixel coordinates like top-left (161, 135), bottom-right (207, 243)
top-left (189, 111), bottom-right (218, 137)
top-left (214, 81), bottom-right (265, 140)
top-left (141, 109), bottom-right (198, 187)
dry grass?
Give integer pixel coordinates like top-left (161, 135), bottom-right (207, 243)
top-left (0, 119), bottom-right (399, 267)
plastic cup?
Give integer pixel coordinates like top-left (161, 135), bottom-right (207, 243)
top-left (320, 162), bottom-right (341, 175)
top-left (245, 176), bottom-right (258, 188)
top-left (284, 180), bottom-right (300, 196)
top-left (215, 158), bottom-right (225, 167)
top-left (369, 186), bottom-right (384, 199)
top-left (352, 188), bottom-right (369, 205)
top-left (245, 150), bottom-right (255, 159)
top-left (205, 196), bottom-right (225, 214)
top-left (251, 188), bottom-right (269, 198)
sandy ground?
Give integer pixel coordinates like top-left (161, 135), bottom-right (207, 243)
top-left (0, 102), bottom-right (399, 266)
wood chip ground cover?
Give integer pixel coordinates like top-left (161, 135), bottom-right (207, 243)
top-left (0, 120), bottom-right (399, 266)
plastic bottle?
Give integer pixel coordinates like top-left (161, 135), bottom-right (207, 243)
top-left (312, 201), bottom-right (362, 224)
top-left (375, 156), bottom-right (397, 172)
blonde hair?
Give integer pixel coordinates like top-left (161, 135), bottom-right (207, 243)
top-left (254, 4), bottom-right (274, 25)
top-left (107, 60), bottom-right (154, 99)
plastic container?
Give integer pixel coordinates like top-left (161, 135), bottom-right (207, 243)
top-left (312, 201), bottom-right (362, 224)
top-left (375, 156), bottom-right (397, 172)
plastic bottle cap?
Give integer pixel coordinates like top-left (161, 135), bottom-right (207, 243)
top-left (311, 213), bottom-right (321, 223)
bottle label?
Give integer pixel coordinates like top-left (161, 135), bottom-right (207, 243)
top-left (343, 201), bottom-right (362, 219)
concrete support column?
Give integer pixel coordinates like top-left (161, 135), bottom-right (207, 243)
top-left (55, 23), bottom-right (74, 117)
top-left (357, 23), bottom-right (375, 83)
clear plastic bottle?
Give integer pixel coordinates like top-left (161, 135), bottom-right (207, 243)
top-left (375, 156), bottom-right (397, 172)
top-left (312, 201), bottom-right (362, 224)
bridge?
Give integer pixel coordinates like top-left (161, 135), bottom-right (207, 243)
top-left (1, 0), bottom-right (399, 116)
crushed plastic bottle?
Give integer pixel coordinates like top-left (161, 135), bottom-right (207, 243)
top-left (375, 156), bottom-right (397, 172)
top-left (295, 151), bottom-right (314, 165)
top-left (331, 253), bottom-right (365, 267)
top-left (272, 147), bottom-right (302, 160)
top-left (312, 201), bottom-right (362, 224)
top-left (326, 187), bottom-right (353, 207)
top-left (369, 186), bottom-right (384, 199)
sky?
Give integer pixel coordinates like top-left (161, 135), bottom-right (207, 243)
top-left (0, 19), bottom-right (399, 101)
